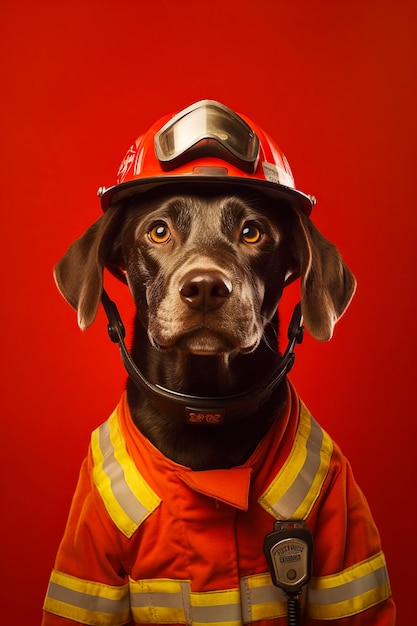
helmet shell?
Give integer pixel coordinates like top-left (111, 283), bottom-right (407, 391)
top-left (99, 101), bottom-right (314, 215)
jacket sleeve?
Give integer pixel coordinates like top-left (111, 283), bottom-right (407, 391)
top-left (41, 450), bottom-right (134, 626)
top-left (305, 442), bottom-right (396, 624)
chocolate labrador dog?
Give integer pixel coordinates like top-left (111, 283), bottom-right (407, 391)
top-left (53, 187), bottom-right (354, 471)
top-left (42, 101), bottom-right (395, 625)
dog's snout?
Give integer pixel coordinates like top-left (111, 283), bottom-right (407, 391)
top-left (179, 270), bottom-right (232, 311)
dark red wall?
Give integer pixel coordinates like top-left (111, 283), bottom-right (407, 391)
top-left (1, 1), bottom-right (415, 623)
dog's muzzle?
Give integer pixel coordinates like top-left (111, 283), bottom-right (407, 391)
top-left (101, 290), bottom-right (304, 424)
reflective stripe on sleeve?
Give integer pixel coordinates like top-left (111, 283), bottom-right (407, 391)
top-left (307, 551), bottom-right (392, 620)
top-left (258, 401), bottom-right (333, 520)
top-left (43, 569), bottom-right (131, 625)
top-left (91, 409), bottom-right (161, 537)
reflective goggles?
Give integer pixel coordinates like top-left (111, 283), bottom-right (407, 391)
top-left (154, 100), bottom-right (260, 173)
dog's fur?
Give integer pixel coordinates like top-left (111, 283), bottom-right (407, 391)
top-left (54, 186), bottom-right (356, 470)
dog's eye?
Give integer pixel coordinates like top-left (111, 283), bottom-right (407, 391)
top-left (241, 223), bottom-right (263, 244)
top-left (148, 222), bottom-right (171, 244)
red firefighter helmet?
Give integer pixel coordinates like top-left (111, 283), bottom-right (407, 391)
top-left (98, 100), bottom-right (314, 215)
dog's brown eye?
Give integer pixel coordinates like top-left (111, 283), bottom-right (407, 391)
top-left (241, 223), bottom-right (263, 244)
top-left (148, 222), bottom-right (171, 244)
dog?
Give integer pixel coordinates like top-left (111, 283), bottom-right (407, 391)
top-left (42, 104), bottom-right (395, 625)
top-left (53, 187), bottom-right (354, 472)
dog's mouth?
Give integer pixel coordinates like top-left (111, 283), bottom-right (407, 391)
top-left (151, 327), bottom-right (258, 356)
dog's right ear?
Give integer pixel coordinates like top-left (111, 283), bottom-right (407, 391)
top-left (54, 208), bottom-right (125, 330)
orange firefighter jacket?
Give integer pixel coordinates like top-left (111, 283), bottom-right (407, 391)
top-left (42, 381), bottom-right (395, 625)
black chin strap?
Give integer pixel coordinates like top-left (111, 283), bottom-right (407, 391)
top-left (101, 290), bottom-right (304, 424)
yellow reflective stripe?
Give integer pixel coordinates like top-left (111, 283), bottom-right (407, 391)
top-left (240, 573), bottom-right (287, 622)
top-left (92, 409), bottom-right (161, 538)
top-left (259, 402), bottom-right (333, 520)
top-left (307, 551), bottom-right (392, 619)
top-left (43, 569), bottom-right (131, 625)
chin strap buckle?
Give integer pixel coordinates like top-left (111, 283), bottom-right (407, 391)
top-left (101, 290), bottom-right (126, 343)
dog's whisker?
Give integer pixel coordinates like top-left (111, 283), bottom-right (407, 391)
top-left (253, 312), bottom-right (279, 354)
top-left (261, 329), bottom-right (279, 354)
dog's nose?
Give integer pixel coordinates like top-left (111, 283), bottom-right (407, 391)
top-left (179, 270), bottom-right (232, 311)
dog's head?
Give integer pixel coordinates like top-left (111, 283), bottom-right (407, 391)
top-left (54, 186), bottom-right (356, 353)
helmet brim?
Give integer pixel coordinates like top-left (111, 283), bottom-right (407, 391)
top-left (100, 175), bottom-right (313, 216)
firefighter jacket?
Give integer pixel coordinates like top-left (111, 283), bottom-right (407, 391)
top-left (42, 381), bottom-right (395, 625)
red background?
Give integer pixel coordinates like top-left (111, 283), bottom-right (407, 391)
top-left (1, 1), bottom-right (415, 623)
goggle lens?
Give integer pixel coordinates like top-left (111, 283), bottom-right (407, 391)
top-left (155, 100), bottom-right (260, 173)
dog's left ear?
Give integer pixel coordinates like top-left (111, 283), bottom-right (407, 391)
top-left (54, 207), bottom-right (126, 330)
top-left (290, 211), bottom-right (357, 341)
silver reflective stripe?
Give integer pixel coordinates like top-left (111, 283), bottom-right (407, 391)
top-left (47, 581), bottom-right (130, 614)
top-left (192, 604), bottom-right (241, 623)
top-left (132, 590), bottom-right (187, 609)
top-left (308, 564), bottom-right (390, 605)
top-left (274, 417), bottom-right (324, 518)
top-left (99, 420), bottom-right (150, 525)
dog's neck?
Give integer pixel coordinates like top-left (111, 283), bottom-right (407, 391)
top-left (126, 321), bottom-right (288, 470)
